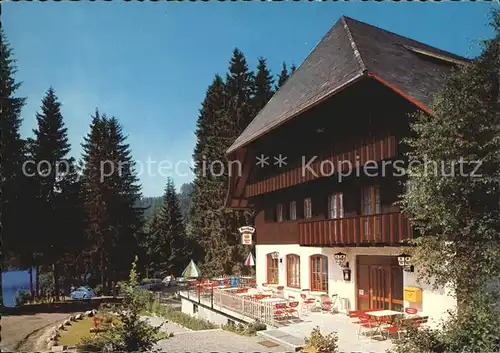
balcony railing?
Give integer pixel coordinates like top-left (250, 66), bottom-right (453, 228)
top-left (299, 212), bottom-right (412, 246)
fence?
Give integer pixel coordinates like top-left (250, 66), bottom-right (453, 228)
top-left (179, 282), bottom-right (279, 327)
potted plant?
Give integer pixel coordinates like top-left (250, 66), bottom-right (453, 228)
top-left (304, 326), bottom-right (338, 353)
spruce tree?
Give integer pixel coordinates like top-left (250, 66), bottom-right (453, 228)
top-left (0, 29), bottom-right (27, 270)
top-left (152, 178), bottom-right (189, 275)
top-left (252, 57), bottom-right (274, 114)
top-left (30, 87), bottom-right (75, 299)
top-left (81, 111), bottom-right (110, 287)
top-left (226, 48), bottom-right (254, 133)
top-left (275, 62), bottom-right (290, 90)
top-left (105, 117), bottom-right (143, 285)
top-left (290, 64), bottom-right (297, 74)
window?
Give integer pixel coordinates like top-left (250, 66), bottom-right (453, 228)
top-left (362, 186), bottom-right (381, 216)
top-left (289, 201), bottom-right (297, 220)
top-left (276, 204), bottom-right (284, 222)
top-left (310, 255), bottom-right (328, 292)
top-left (304, 198), bottom-right (312, 219)
top-left (267, 254), bottom-right (279, 284)
top-left (286, 254), bottom-right (300, 288)
top-left (328, 193), bottom-right (344, 219)
top-left (361, 186), bottom-right (382, 240)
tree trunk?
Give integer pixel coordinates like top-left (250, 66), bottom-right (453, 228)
top-left (29, 267), bottom-right (34, 297)
top-left (35, 266), bottom-right (40, 297)
top-left (100, 249), bottom-right (104, 289)
top-left (52, 263), bottom-right (60, 301)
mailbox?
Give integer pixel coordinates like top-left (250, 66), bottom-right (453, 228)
top-left (404, 287), bottom-right (422, 303)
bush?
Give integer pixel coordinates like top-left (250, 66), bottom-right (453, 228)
top-left (221, 320), bottom-right (266, 336)
top-left (305, 326), bottom-right (338, 353)
top-left (150, 301), bottom-right (217, 331)
top-left (391, 298), bottom-right (500, 353)
top-left (81, 256), bottom-right (166, 352)
top-left (15, 290), bottom-right (32, 306)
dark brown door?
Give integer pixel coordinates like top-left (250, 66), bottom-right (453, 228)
top-left (357, 256), bottom-right (404, 311)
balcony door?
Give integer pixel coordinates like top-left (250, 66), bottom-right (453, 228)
top-left (356, 255), bottom-right (403, 312)
top-left (361, 186), bottom-right (382, 242)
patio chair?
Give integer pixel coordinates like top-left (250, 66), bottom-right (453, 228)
top-left (275, 285), bottom-right (285, 298)
top-left (357, 314), bottom-right (378, 340)
top-left (300, 293), bottom-right (316, 314)
top-left (286, 301), bottom-right (300, 321)
top-left (320, 294), bottom-right (333, 313)
top-left (405, 307), bottom-right (418, 315)
top-left (274, 303), bottom-right (288, 322)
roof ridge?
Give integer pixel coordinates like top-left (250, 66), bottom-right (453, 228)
top-left (341, 16), bottom-right (367, 72)
top-left (342, 15), bottom-right (468, 61)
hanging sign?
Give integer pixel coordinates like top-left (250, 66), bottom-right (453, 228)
top-left (238, 226), bottom-right (255, 245)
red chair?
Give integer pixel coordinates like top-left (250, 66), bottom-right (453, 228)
top-left (357, 314), bottom-right (377, 340)
top-left (274, 303), bottom-right (288, 321)
top-left (320, 294), bottom-right (333, 313)
top-left (300, 293), bottom-right (316, 313)
top-left (405, 307), bottom-right (418, 315)
top-left (286, 301), bottom-right (300, 320)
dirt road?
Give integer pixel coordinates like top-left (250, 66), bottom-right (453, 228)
top-left (1, 313), bottom-right (70, 351)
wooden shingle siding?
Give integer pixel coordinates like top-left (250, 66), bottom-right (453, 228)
top-left (245, 135), bottom-right (397, 197)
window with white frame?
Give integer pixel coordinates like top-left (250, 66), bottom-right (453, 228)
top-left (328, 192), bottom-right (344, 219)
top-left (276, 204), bottom-right (284, 222)
top-left (289, 201), bottom-right (297, 220)
top-left (304, 198), bottom-right (312, 219)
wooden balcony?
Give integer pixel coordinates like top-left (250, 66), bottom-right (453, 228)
top-left (299, 212), bottom-right (412, 246)
top-left (245, 134), bottom-right (397, 197)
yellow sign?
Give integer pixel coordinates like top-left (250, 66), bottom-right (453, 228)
top-left (238, 226), bottom-right (255, 245)
top-left (404, 287), bottom-right (422, 303)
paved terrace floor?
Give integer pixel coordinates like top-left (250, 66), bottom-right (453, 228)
top-left (262, 311), bottom-right (395, 353)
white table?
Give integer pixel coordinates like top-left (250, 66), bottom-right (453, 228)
top-left (366, 310), bottom-right (403, 339)
top-left (259, 297), bottom-right (287, 303)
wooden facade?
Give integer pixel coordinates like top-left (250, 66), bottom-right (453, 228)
top-left (232, 80), bottom-right (416, 247)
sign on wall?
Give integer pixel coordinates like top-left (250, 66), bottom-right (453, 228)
top-left (238, 226), bottom-right (255, 245)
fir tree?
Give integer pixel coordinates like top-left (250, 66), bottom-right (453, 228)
top-left (152, 178), bottom-right (189, 275)
top-left (275, 62), bottom-right (290, 90)
top-left (81, 111), bottom-right (110, 287)
top-left (29, 87), bottom-right (76, 299)
top-left (0, 29), bottom-right (27, 271)
top-left (226, 48), bottom-right (254, 133)
top-left (290, 63), bottom-right (297, 74)
top-left (252, 57), bottom-right (274, 114)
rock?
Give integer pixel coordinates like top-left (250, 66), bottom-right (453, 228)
top-left (52, 344), bottom-right (66, 352)
top-left (75, 313), bottom-right (83, 320)
top-left (168, 332), bottom-right (174, 337)
top-left (70, 315), bottom-right (77, 321)
top-left (91, 309), bottom-right (97, 315)
top-left (58, 324), bottom-right (65, 330)
top-left (85, 310), bottom-right (93, 317)
top-left (47, 341), bottom-right (55, 350)
top-left (64, 319), bottom-right (72, 326)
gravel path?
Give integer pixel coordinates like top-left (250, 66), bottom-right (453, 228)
top-left (142, 315), bottom-right (287, 352)
top-left (156, 329), bottom-right (288, 353)
top-left (141, 315), bottom-right (191, 334)
top-left (1, 313), bottom-right (72, 351)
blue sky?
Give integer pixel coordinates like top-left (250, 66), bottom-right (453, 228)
top-left (4, 2), bottom-right (497, 196)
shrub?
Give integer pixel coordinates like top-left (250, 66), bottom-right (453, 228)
top-left (15, 290), bottom-right (32, 306)
top-left (305, 326), bottom-right (338, 353)
top-left (81, 256), bottom-right (166, 352)
top-left (221, 320), bottom-right (266, 336)
top-left (150, 301), bottom-right (217, 331)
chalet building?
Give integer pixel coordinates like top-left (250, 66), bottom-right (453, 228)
top-left (226, 16), bottom-right (469, 326)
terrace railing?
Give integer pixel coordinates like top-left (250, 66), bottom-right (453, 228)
top-left (179, 282), bottom-right (277, 327)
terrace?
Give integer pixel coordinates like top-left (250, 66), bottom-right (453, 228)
top-left (178, 278), bottom-right (430, 352)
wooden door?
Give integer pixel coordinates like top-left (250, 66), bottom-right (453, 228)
top-left (356, 256), bottom-right (404, 311)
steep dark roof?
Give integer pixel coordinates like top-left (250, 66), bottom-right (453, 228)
top-left (227, 16), bottom-right (469, 154)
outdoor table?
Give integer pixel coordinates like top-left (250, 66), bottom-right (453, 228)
top-left (259, 297), bottom-right (287, 303)
top-left (366, 310), bottom-right (403, 339)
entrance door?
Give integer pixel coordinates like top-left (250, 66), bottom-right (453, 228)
top-left (356, 256), bottom-right (403, 311)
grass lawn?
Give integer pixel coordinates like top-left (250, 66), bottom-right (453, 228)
top-left (57, 317), bottom-right (95, 346)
